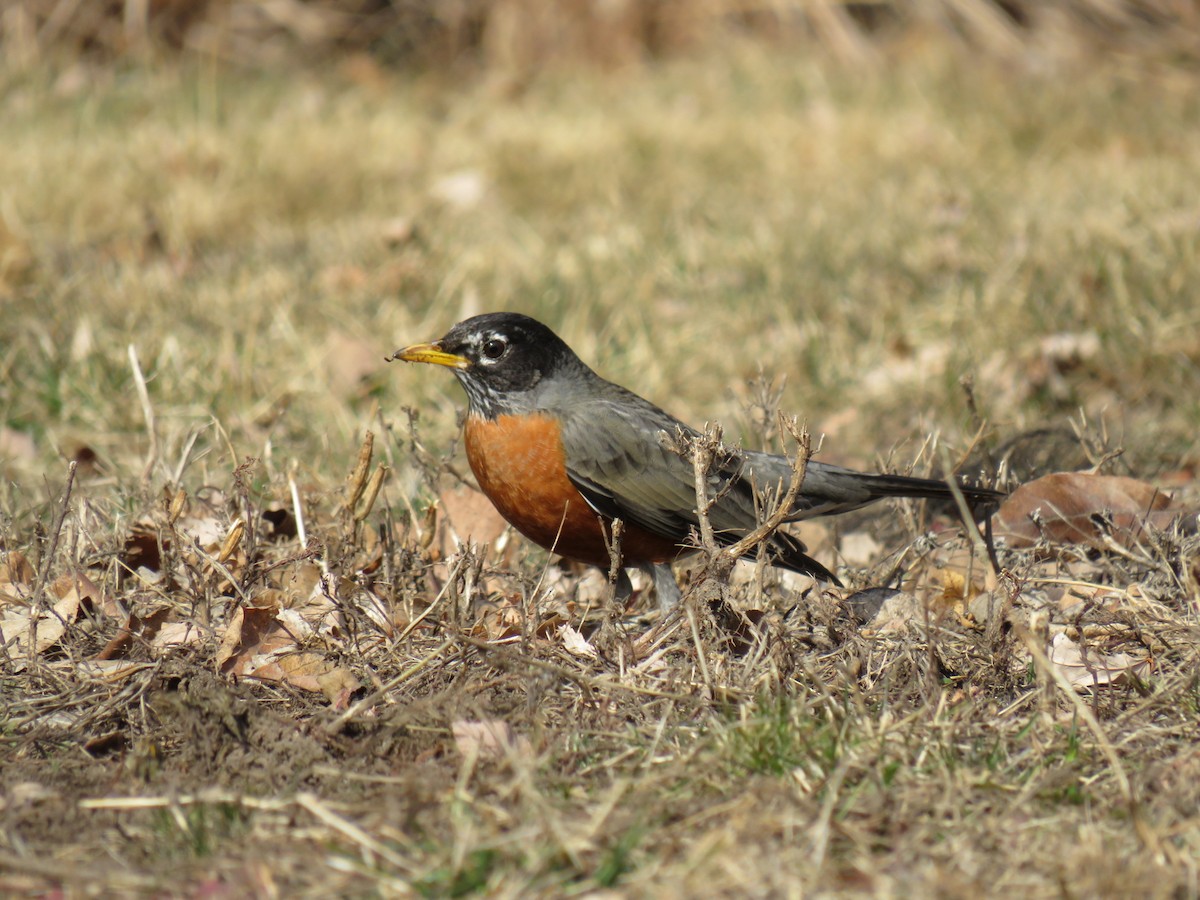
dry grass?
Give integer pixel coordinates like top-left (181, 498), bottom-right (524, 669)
top-left (2, 38), bottom-right (1200, 897)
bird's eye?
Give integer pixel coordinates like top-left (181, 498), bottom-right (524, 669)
top-left (481, 338), bottom-right (507, 360)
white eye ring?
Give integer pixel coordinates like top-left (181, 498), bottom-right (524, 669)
top-left (481, 337), bottom-right (507, 361)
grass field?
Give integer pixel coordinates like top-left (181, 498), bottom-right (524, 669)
top-left (2, 35), bottom-right (1200, 897)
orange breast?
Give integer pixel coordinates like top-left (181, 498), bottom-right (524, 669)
top-left (463, 412), bottom-right (679, 568)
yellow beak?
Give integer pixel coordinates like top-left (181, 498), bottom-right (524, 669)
top-left (388, 342), bottom-right (469, 369)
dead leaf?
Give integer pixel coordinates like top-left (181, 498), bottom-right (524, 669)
top-left (931, 568), bottom-right (988, 628)
top-left (249, 653), bottom-right (361, 707)
top-left (215, 601), bottom-right (358, 705)
top-left (53, 571), bottom-right (106, 614)
top-left (0, 582), bottom-right (82, 662)
top-left (216, 606), bottom-right (287, 675)
top-left (471, 599), bottom-right (525, 642)
top-left (248, 587), bottom-right (287, 610)
top-left (151, 620), bottom-right (205, 651)
top-left (0, 551), bottom-right (35, 598)
top-left (558, 622), bottom-right (598, 659)
top-left (280, 562), bottom-right (323, 608)
top-left (1047, 632), bottom-right (1150, 691)
top-left (96, 606), bottom-right (171, 660)
top-left (176, 514), bottom-right (226, 550)
top-left (995, 472), bottom-right (1191, 550)
top-left (451, 719), bottom-right (532, 759)
top-left (936, 568), bottom-right (970, 610)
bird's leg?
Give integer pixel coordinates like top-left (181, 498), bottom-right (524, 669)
top-left (613, 567), bottom-right (634, 607)
top-left (641, 562), bottom-right (682, 611)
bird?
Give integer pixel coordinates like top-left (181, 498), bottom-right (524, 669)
top-left (390, 312), bottom-right (1003, 608)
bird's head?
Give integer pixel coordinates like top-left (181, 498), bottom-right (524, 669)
top-left (390, 312), bottom-right (584, 417)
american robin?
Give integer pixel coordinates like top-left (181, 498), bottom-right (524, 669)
top-left (390, 312), bottom-right (1002, 608)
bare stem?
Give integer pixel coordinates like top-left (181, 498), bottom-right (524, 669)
top-left (687, 423), bottom-right (723, 554)
top-left (128, 344), bottom-right (158, 487)
top-left (722, 416), bottom-right (811, 562)
top-left (28, 461), bottom-right (79, 668)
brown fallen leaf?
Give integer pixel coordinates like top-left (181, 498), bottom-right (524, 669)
top-left (215, 600), bottom-right (359, 705)
top-left (0, 551), bottom-right (35, 600)
top-left (96, 606), bottom-right (172, 661)
top-left (151, 620), bottom-right (205, 651)
top-left (0, 581), bottom-right (82, 662)
top-left (249, 652), bottom-right (361, 708)
top-left (1047, 632), bottom-right (1150, 691)
top-left (247, 587), bottom-right (287, 610)
top-left (280, 562), bottom-right (323, 608)
top-left (451, 719), bottom-right (532, 760)
top-left (933, 568), bottom-right (982, 627)
top-left (471, 599), bottom-right (525, 642)
top-left (558, 622), bottom-right (598, 659)
top-left (175, 513), bottom-right (226, 550)
top-left (216, 605), bottom-right (287, 675)
top-left (55, 571), bottom-right (107, 615)
top-left (995, 472), bottom-right (1192, 550)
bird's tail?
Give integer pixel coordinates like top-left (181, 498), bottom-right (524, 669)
top-left (855, 471), bottom-right (1005, 510)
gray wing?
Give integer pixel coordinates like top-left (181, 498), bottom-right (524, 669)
top-left (557, 388), bottom-right (849, 576)
top-left (557, 391), bottom-right (765, 546)
top-left (557, 391), bottom-right (839, 583)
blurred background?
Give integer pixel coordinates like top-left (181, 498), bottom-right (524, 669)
top-left (6, 1), bottom-right (1198, 72)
